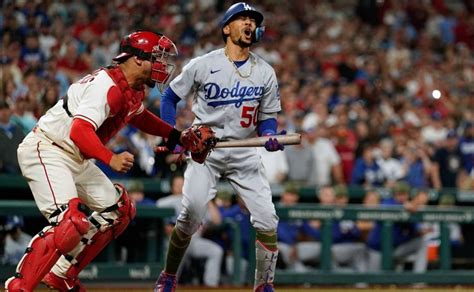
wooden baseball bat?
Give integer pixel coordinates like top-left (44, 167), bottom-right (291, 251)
top-left (214, 133), bottom-right (301, 148)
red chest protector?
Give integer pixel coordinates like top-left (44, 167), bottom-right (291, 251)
top-left (96, 66), bottom-right (144, 144)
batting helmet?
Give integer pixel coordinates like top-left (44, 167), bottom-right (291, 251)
top-left (113, 31), bottom-right (178, 90)
top-left (220, 2), bottom-right (265, 43)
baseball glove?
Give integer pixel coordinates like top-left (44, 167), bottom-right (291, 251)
top-left (181, 125), bottom-right (218, 163)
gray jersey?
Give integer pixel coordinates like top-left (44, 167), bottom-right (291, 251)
top-left (170, 48), bottom-right (281, 140)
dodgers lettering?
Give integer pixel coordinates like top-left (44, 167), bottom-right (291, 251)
top-left (203, 81), bottom-right (264, 108)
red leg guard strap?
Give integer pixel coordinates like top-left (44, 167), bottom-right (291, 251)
top-left (66, 186), bottom-right (136, 279)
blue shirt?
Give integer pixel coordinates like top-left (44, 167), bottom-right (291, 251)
top-left (219, 204), bottom-right (251, 260)
top-left (460, 137), bottom-right (474, 173)
top-left (367, 198), bottom-right (420, 250)
top-left (351, 158), bottom-right (385, 186)
top-left (332, 220), bottom-right (361, 244)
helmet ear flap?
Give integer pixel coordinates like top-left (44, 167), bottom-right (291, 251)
top-left (252, 26), bottom-right (265, 43)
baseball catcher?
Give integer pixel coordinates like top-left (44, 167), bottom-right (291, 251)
top-left (5, 31), bottom-right (202, 291)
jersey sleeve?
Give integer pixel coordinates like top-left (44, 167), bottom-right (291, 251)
top-left (169, 57), bottom-right (201, 99)
top-left (74, 83), bottom-right (116, 130)
top-left (259, 68), bottom-right (281, 116)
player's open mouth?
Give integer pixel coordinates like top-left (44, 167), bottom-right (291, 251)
top-left (244, 28), bottom-right (252, 38)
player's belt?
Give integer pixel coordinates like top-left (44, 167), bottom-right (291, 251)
top-left (62, 95), bottom-right (73, 117)
top-left (33, 126), bottom-right (65, 150)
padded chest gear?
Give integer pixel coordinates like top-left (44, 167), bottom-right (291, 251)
top-left (96, 66), bottom-right (145, 144)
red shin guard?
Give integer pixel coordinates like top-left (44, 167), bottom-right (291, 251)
top-left (5, 198), bottom-right (90, 291)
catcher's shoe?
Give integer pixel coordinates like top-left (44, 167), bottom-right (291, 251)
top-left (255, 283), bottom-right (275, 292)
top-left (42, 272), bottom-right (86, 292)
top-left (154, 271), bottom-right (176, 292)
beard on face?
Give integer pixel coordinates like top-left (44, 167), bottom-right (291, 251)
top-left (237, 38), bottom-right (252, 47)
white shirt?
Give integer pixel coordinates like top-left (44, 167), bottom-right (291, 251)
top-left (377, 157), bottom-right (405, 181)
top-left (309, 138), bottom-right (341, 186)
top-left (257, 147), bottom-right (288, 184)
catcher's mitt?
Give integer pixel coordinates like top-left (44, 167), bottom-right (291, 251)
top-left (181, 125), bottom-right (218, 163)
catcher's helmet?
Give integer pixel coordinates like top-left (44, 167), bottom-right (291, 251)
top-left (113, 31), bottom-right (178, 91)
top-left (220, 2), bottom-right (265, 43)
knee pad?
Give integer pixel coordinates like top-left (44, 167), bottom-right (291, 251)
top-left (252, 211), bottom-right (279, 231)
top-left (175, 207), bottom-right (202, 236)
top-left (62, 186), bottom-right (135, 279)
top-left (55, 198), bottom-right (91, 253)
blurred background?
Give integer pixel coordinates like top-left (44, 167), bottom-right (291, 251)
top-left (1, 0), bottom-right (474, 289)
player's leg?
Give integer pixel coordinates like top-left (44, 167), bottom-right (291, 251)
top-left (227, 150), bottom-right (278, 292)
top-left (187, 237), bottom-right (224, 286)
top-left (155, 158), bottom-right (220, 292)
top-left (5, 198), bottom-right (90, 291)
top-left (5, 136), bottom-right (88, 291)
top-left (277, 242), bottom-right (292, 268)
top-left (332, 243), bottom-right (368, 272)
top-left (393, 237), bottom-right (427, 273)
top-left (296, 241), bottom-right (321, 263)
top-left (226, 254), bottom-right (248, 284)
top-left (367, 248), bottom-right (382, 271)
top-left (46, 163), bottom-right (135, 288)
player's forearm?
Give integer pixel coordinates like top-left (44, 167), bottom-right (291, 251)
top-left (160, 87), bottom-right (181, 126)
top-left (257, 117), bottom-right (277, 136)
top-left (129, 109), bottom-right (174, 138)
top-left (70, 119), bottom-right (113, 164)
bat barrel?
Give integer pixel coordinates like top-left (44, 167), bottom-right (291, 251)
top-left (215, 133), bottom-right (301, 148)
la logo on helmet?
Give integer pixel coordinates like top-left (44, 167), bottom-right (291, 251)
top-left (243, 3), bottom-right (252, 10)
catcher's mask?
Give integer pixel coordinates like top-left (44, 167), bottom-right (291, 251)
top-left (113, 30), bottom-right (178, 91)
top-left (220, 2), bottom-right (265, 43)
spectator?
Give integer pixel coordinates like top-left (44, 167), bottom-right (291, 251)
top-left (431, 130), bottom-right (466, 190)
top-left (216, 190), bottom-right (252, 284)
top-left (19, 31), bottom-right (45, 74)
top-left (56, 41), bottom-right (90, 81)
top-left (2, 216), bottom-right (31, 265)
top-left (351, 143), bottom-right (385, 187)
top-left (276, 183), bottom-right (314, 272)
top-left (333, 126), bottom-right (356, 184)
top-left (421, 111), bottom-right (449, 148)
top-left (257, 146), bottom-right (289, 184)
top-left (376, 138), bottom-right (405, 187)
top-left (367, 182), bottom-right (428, 273)
top-left (433, 194), bottom-right (463, 247)
top-left (331, 185), bottom-right (368, 273)
top-left (288, 185), bottom-right (339, 269)
top-left (306, 124), bottom-right (344, 187)
top-left (357, 189), bottom-right (381, 242)
top-left (400, 141), bottom-right (433, 188)
top-left (0, 100), bottom-right (25, 174)
top-left (459, 122), bottom-right (474, 175)
top-left (9, 97), bottom-right (37, 135)
top-left (284, 129), bottom-right (315, 184)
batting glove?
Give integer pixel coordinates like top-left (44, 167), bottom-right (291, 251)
top-left (264, 130), bottom-right (286, 152)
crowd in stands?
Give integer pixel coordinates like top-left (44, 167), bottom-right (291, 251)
top-left (1, 0), bottom-right (474, 286)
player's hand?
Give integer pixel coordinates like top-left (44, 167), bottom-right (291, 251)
top-left (109, 151), bottom-right (134, 173)
top-left (264, 130), bottom-right (286, 152)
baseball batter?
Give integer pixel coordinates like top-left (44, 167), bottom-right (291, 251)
top-left (5, 31), bottom-right (200, 291)
top-left (155, 3), bottom-right (283, 292)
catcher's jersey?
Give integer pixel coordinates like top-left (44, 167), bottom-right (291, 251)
top-left (170, 48), bottom-right (281, 140)
top-left (37, 69), bottom-right (144, 158)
